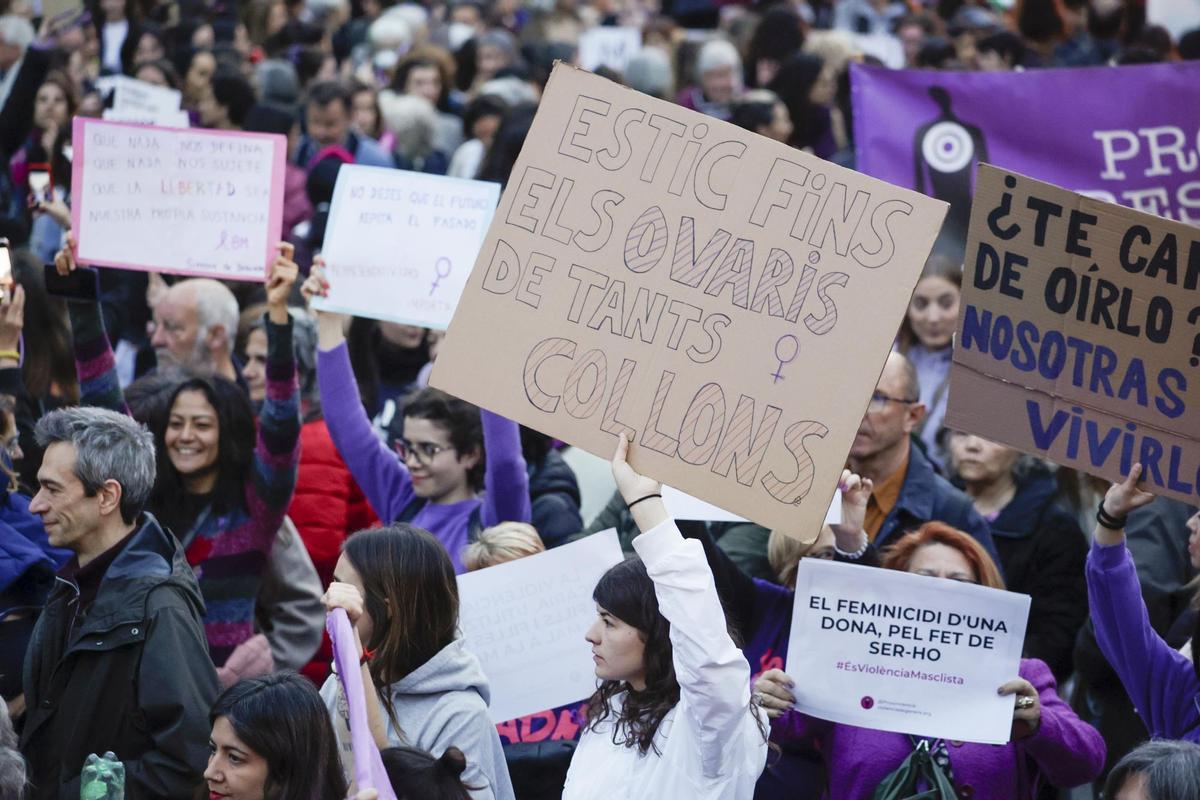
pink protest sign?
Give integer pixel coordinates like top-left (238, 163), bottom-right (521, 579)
top-left (70, 117), bottom-right (286, 282)
top-left (327, 608), bottom-right (397, 800)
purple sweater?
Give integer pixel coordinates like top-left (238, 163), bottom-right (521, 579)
top-left (773, 658), bottom-right (1104, 799)
top-left (317, 342), bottom-right (530, 572)
top-left (1086, 540), bottom-right (1200, 742)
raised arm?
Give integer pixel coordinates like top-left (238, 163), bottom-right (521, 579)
top-left (1087, 464), bottom-right (1200, 740)
top-left (245, 245), bottom-right (302, 524)
top-left (303, 263), bottom-right (414, 522)
top-left (614, 434), bottom-right (758, 778)
top-left (54, 235), bottom-right (127, 414)
top-left (479, 410), bottom-right (530, 526)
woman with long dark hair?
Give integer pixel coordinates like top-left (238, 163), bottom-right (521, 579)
top-left (302, 265), bottom-right (529, 574)
top-left (562, 435), bottom-right (768, 798)
top-left (320, 525), bottom-right (515, 800)
top-left (204, 672), bottom-right (348, 800)
top-left (55, 238), bottom-right (301, 681)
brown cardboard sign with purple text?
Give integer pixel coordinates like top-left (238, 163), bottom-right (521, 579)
top-left (432, 64), bottom-right (947, 538)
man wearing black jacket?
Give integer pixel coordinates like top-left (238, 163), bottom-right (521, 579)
top-left (21, 407), bottom-right (218, 799)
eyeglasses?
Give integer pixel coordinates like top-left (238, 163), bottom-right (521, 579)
top-left (394, 438), bottom-right (454, 465)
top-left (867, 391), bottom-right (919, 413)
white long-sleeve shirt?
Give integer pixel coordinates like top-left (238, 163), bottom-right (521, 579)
top-left (562, 519), bottom-right (768, 799)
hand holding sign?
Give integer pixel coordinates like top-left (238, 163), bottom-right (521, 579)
top-left (302, 259), bottom-right (348, 350)
top-left (266, 243), bottom-right (299, 324)
top-left (831, 469), bottom-right (872, 554)
top-left (752, 669), bottom-right (795, 720)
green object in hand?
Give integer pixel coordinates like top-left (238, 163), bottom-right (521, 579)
top-left (80, 752), bottom-right (125, 800)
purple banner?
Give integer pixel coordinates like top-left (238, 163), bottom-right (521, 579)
top-left (852, 61), bottom-right (1200, 261)
top-left (328, 608), bottom-right (398, 800)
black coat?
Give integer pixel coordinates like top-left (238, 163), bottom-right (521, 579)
top-left (989, 466), bottom-right (1088, 681)
top-left (20, 514), bottom-right (220, 799)
top-left (0, 47), bottom-right (50, 160)
top-left (528, 450), bottom-right (582, 549)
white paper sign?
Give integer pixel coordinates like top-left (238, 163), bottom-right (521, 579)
top-left (111, 76), bottom-right (182, 116)
top-left (786, 559), bottom-right (1030, 744)
top-left (102, 107), bottom-right (190, 128)
top-left (1148, 0), bottom-right (1200, 40)
top-left (314, 165), bottom-right (501, 329)
top-left (457, 529), bottom-right (623, 722)
top-left (578, 27), bottom-right (642, 73)
top-left (71, 118), bottom-right (286, 281)
top-left (663, 485), bottom-right (841, 527)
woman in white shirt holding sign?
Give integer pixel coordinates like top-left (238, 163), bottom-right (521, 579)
top-left (562, 434), bottom-right (768, 800)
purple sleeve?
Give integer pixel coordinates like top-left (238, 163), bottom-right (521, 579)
top-left (769, 708), bottom-right (832, 749)
top-left (317, 342), bottom-right (414, 523)
top-left (1017, 659), bottom-right (1105, 787)
top-left (480, 410), bottom-right (530, 527)
top-left (1086, 540), bottom-right (1200, 741)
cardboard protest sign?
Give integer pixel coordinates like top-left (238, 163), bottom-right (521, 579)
top-left (787, 559), bottom-right (1030, 744)
top-left (457, 529), bottom-right (623, 723)
top-left (71, 118), bottom-right (286, 281)
top-left (946, 166), bottom-right (1200, 504)
top-left (431, 64), bottom-right (946, 537)
top-left (312, 165), bottom-right (500, 329)
top-left (578, 27), bottom-right (642, 73)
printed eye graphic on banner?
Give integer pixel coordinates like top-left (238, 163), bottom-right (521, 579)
top-left (921, 121), bottom-right (975, 174)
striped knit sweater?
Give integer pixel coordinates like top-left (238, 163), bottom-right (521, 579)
top-left (70, 302), bottom-right (300, 667)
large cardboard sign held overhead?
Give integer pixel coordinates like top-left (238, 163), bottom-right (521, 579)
top-left (946, 165), bottom-right (1200, 504)
top-left (431, 64), bottom-right (947, 537)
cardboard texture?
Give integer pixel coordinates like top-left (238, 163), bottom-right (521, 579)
top-left (431, 64), bottom-right (946, 537)
top-left (947, 165), bottom-right (1200, 504)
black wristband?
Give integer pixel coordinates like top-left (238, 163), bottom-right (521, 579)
top-left (1096, 501), bottom-right (1128, 530)
top-left (627, 493), bottom-right (662, 509)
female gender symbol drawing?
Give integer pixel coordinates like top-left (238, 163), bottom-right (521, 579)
top-left (771, 334), bottom-right (799, 383)
top-left (430, 257), bottom-right (452, 296)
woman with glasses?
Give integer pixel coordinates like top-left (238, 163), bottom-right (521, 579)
top-left (302, 262), bottom-right (530, 573)
top-left (752, 521), bottom-right (1105, 799)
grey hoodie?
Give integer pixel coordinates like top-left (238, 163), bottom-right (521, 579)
top-left (322, 637), bottom-right (515, 800)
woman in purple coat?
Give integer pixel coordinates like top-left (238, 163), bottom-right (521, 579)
top-left (1086, 464), bottom-right (1200, 743)
top-left (754, 512), bottom-right (1105, 799)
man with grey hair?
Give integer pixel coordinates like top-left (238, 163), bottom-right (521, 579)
top-left (150, 277), bottom-right (241, 380)
top-left (21, 407), bottom-right (218, 799)
top-left (0, 14), bottom-right (50, 156)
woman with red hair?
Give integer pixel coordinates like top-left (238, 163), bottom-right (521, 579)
top-left (753, 497), bottom-right (1104, 799)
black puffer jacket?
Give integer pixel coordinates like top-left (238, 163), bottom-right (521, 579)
top-left (20, 514), bottom-right (220, 799)
top-left (989, 465), bottom-right (1088, 681)
top-left (528, 450), bottom-right (582, 548)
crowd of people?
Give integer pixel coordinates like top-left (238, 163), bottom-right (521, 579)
top-left (1, 0), bottom-right (1200, 798)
